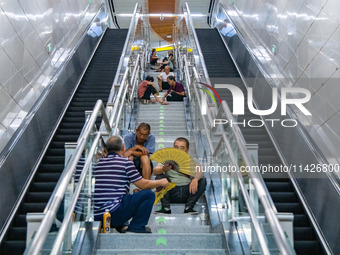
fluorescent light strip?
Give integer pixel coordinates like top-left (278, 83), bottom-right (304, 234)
top-left (116, 13), bottom-right (207, 17)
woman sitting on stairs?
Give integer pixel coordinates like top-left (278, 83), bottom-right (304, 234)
top-left (137, 75), bottom-right (162, 104)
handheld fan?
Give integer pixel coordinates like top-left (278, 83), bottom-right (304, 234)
top-left (154, 183), bottom-right (176, 204)
top-left (150, 148), bottom-right (196, 176)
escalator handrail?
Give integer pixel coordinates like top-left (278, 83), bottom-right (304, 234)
top-left (221, 100), bottom-right (294, 255)
top-left (185, 55), bottom-right (293, 254)
top-left (219, 122), bottom-right (271, 255)
top-left (108, 3), bottom-right (140, 104)
top-left (49, 132), bottom-right (102, 255)
top-left (183, 51), bottom-right (270, 253)
top-left (25, 100), bottom-right (110, 255)
top-left (26, 50), bottom-right (145, 255)
top-left (210, 4), bottom-right (335, 254)
top-left (180, 5), bottom-right (294, 254)
top-left (183, 3), bottom-right (211, 87)
top-left (111, 54), bottom-right (142, 134)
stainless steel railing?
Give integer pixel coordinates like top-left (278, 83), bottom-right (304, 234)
top-left (179, 3), bottom-right (294, 255)
top-left (25, 100), bottom-right (110, 255)
top-left (25, 3), bottom-right (148, 254)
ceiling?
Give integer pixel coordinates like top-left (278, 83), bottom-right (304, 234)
top-left (113, 0), bottom-right (211, 47)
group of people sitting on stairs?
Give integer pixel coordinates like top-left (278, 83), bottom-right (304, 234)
top-left (138, 49), bottom-right (184, 105)
top-left (91, 123), bottom-right (206, 234)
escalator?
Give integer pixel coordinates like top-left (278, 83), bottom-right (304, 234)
top-left (0, 29), bottom-right (128, 255)
top-left (196, 28), bottom-right (325, 255)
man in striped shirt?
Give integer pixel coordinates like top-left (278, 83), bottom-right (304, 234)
top-left (93, 135), bottom-right (168, 233)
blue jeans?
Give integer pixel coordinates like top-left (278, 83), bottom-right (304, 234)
top-left (156, 174), bottom-right (206, 210)
top-left (95, 189), bottom-right (155, 232)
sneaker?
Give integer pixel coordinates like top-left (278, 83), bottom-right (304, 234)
top-left (184, 208), bottom-right (198, 215)
top-left (154, 208), bottom-right (171, 214)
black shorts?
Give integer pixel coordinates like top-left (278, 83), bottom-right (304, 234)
top-left (133, 156), bottom-right (154, 175)
top-left (162, 81), bottom-right (170, 90)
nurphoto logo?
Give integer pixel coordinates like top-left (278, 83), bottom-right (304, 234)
top-left (199, 82), bottom-right (312, 128)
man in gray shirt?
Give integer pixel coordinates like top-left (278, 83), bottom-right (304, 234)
top-left (153, 137), bottom-right (206, 214)
top-left (157, 65), bottom-right (174, 91)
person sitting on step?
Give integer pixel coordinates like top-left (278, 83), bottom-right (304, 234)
top-left (154, 137), bottom-right (206, 214)
top-left (156, 57), bottom-right (173, 72)
top-left (150, 48), bottom-right (160, 65)
top-left (138, 76), bottom-right (162, 104)
top-left (157, 65), bottom-right (174, 91)
top-left (124, 123), bottom-right (155, 180)
top-left (161, 76), bottom-right (186, 104)
top-left (93, 135), bottom-right (168, 233)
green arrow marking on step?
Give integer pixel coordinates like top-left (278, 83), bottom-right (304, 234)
top-left (159, 124), bottom-right (164, 127)
top-left (157, 216), bottom-right (166, 224)
top-left (159, 116), bottom-right (164, 119)
top-left (158, 138), bottom-right (165, 142)
top-left (160, 106), bottom-right (164, 109)
top-left (158, 144), bottom-right (165, 149)
top-left (159, 132), bottom-right (164, 135)
top-left (156, 237), bottom-right (167, 247)
top-left (159, 128), bottom-right (164, 131)
top-left (159, 120), bottom-right (164, 123)
top-left (160, 109), bottom-right (164, 112)
top-left (158, 228), bottom-right (167, 234)
top-left (158, 206), bottom-right (162, 210)
top-left (160, 112), bottom-right (164, 116)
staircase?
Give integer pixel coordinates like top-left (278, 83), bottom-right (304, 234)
top-left (196, 28), bottom-right (325, 255)
top-left (0, 29), bottom-right (128, 255)
top-left (96, 204), bottom-right (225, 255)
top-left (95, 71), bottom-right (227, 254)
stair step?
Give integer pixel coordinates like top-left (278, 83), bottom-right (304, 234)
top-left (148, 214), bottom-right (204, 226)
top-left (8, 227), bottom-right (26, 240)
top-left (98, 233), bottom-right (223, 249)
top-left (39, 163), bottom-right (64, 172)
top-left (265, 182), bottom-right (294, 192)
top-left (0, 240), bottom-right (26, 255)
top-left (294, 240), bottom-right (322, 255)
top-left (21, 202), bottom-right (46, 213)
top-left (111, 225), bottom-right (210, 234)
top-left (56, 128), bottom-right (82, 136)
top-left (269, 192), bottom-right (297, 203)
top-left (43, 156), bottom-right (64, 164)
top-left (294, 227), bottom-right (315, 240)
top-left (35, 172), bottom-right (61, 182)
top-left (274, 202), bottom-right (303, 214)
top-left (294, 214), bottom-right (310, 227)
top-left (14, 214), bottom-right (28, 227)
top-left (149, 130), bottom-right (189, 136)
top-left (45, 148), bottom-right (65, 156)
top-left (31, 182), bottom-right (57, 192)
top-left (26, 192), bottom-right (53, 203)
top-left (96, 249), bottom-right (226, 255)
